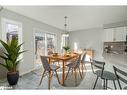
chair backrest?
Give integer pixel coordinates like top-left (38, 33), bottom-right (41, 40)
top-left (91, 59), bottom-right (105, 77)
top-left (81, 53), bottom-right (86, 63)
top-left (48, 51), bottom-right (53, 55)
top-left (75, 54), bottom-right (82, 68)
top-left (40, 56), bottom-right (50, 71)
top-left (48, 48), bottom-right (54, 55)
top-left (113, 66), bottom-right (127, 89)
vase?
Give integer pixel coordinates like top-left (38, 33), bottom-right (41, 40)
top-left (7, 71), bottom-right (19, 86)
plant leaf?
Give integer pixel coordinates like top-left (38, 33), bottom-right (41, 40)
top-left (15, 59), bottom-right (22, 65)
top-left (16, 42), bottom-right (24, 49)
top-left (18, 50), bottom-right (27, 56)
top-left (0, 55), bottom-right (8, 60)
top-left (3, 52), bottom-right (9, 57)
top-left (0, 62), bottom-right (7, 68)
top-left (0, 37), bottom-right (27, 71)
top-left (0, 39), bottom-right (10, 53)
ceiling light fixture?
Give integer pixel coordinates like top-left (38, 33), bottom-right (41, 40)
top-left (63, 16), bottom-right (69, 37)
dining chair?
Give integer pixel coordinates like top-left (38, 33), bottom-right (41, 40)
top-left (91, 60), bottom-right (117, 89)
top-left (65, 54), bottom-right (82, 85)
top-left (81, 53), bottom-right (86, 75)
top-left (48, 50), bottom-right (60, 66)
top-left (113, 66), bottom-right (127, 89)
top-left (39, 56), bottom-right (60, 89)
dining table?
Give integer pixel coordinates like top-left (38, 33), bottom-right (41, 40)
top-left (48, 53), bottom-right (79, 85)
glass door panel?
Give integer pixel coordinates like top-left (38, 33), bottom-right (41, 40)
top-left (35, 32), bottom-right (45, 64)
top-left (34, 29), bottom-right (57, 68)
top-left (6, 23), bottom-right (19, 42)
top-left (46, 33), bottom-right (56, 54)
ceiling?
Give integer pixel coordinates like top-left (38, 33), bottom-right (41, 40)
top-left (4, 6), bottom-right (127, 31)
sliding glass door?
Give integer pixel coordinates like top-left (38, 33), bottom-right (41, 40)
top-left (34, 29), bottom-right (57, 66)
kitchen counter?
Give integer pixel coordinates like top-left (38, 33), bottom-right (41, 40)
top-left (102, 52), bottom-right (127, 72)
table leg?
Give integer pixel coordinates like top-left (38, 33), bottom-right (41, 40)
top-left (61, 60), bottom-right (65, 85)
top-left (48, 71), bottom-right (51, 89)
top-left (49, 58), bottom-right (51, 64)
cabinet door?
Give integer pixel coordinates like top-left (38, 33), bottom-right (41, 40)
top-left (114, 27), bottom-right (127, 41)
top-left (104, 28), bottom-right (114, 42)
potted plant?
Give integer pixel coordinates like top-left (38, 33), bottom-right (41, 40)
top-left (63, 46), bottom-right (70, 54)
top-left (0, 37), bottom-right (26, 85)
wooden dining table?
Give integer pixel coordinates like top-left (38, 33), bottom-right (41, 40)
top-left (48, 53), bottom-right (79, 85)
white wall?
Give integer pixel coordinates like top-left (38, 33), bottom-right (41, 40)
top-left (0, 9), bottom-right (8, 79)
top-left (0, 9), bottom-right (62, 77)
top-left (69, 27), bottom-right (104, 59)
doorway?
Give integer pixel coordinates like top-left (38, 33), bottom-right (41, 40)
top-left (1, 18), bottom-right (23, 71)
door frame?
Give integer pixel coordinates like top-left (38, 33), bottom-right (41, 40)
top-left (1, 17), bottom-right (23, 70)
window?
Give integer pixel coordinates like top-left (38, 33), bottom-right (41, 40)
top-left (61, 33), bottom-right (69, 50)
top-left (1, 18), bottom-right (22, 45)
top-left (6, 23), bottom-right (18, 42)
top-left (46, 33), bottom-right (56, 53)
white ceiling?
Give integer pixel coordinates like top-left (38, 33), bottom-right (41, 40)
top-left (4, 6), bottom-right (127, 31)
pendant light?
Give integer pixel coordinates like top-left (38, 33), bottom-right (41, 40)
top-left (63, 16), bottom-right (69, 37)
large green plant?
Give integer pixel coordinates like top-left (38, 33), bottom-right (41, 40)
top-left (0, 37), bottom-right (26, 72)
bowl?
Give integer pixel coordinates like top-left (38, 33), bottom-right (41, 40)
top-left (64, 54), bottom-right (70, 57)
top-left (53, 53), bottom-right (58, 56)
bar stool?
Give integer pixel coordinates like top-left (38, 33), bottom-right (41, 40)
top-left (113, 66), bottom-right (127, 89)
top-left (91, 60), bottom-right (117, 89)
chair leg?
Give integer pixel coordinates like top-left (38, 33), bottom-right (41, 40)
top-left (81, 62), bottom-right (84, 75)
top-left (103, 79), bottom-right (105, 89)
top-left (93, 76), bottom-right (99, 89)
top-left (78, 67), bottom-right (83, 79)
top-left (48, 71), bottom-right (51, 89)
top-left (105, 79), bottom-right (108, 90)
top-left (55, 70), bottom-right (60, 84)
top-left (84, 63), bottom-right (87, 71)
top-left (71, 69), bottom-right (74, 75)
top-left (117, 79), bottom-right (122, 89)
top-left (65, 68), bottom-right (71, 80)
top-left (74, 69), bottom-right (77, 86)
top-left (39, 70), bottom-right (46, 86)
top-left (113, 80), bottom-right (116, 89)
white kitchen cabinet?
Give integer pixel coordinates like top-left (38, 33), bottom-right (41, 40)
top-left (104, 26), bottom-right (127, 42)
top-left (104, 28), bottom-right (114, 42)
top-left (114, 27), bottom-right (127, 41)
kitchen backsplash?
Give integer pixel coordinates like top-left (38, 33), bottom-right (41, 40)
top-left (103, 41), bottom-right (127, 54)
